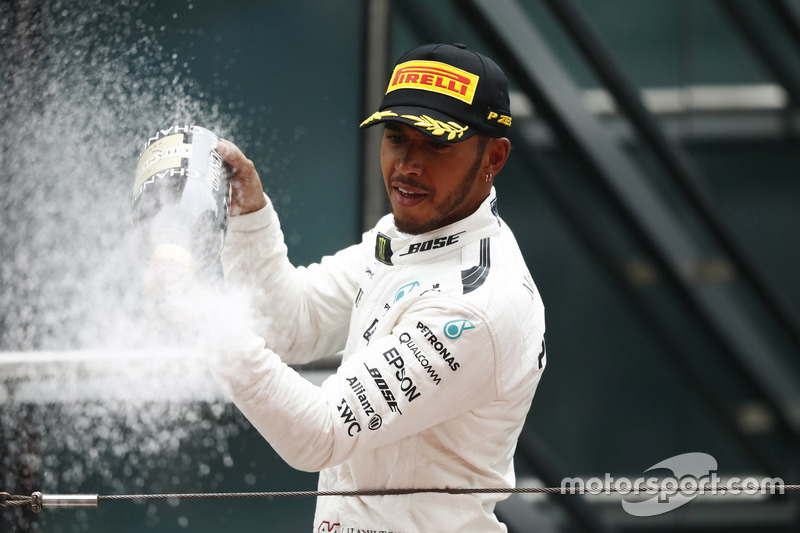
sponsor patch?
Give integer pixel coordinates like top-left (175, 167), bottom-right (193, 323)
top-left (387, 60), bottom-right (479, 105)
top-left (399, 231), bottom-right (464, 256)
top-left (347, 375), bottom-right (378, 421)
top-left (382, 347), bottom-right (421, 402)
top-left (375, 233), bottom-right (393, 265)
top-left (443, 319), bottom-right (475, 340)
top-left (393, 281), bottom-right (420, 303)
top-left (399, 332), bottom-right (442, 385)
top-left (416, 321), bottom-right (460, 371)
top-left (336, 398), bottom-right (361, 437)
top-left (363, 318), bottom-right (379, 344)
top-left (364, 363), bottom-right (403, 414)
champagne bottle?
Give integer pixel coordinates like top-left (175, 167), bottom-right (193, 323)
top-left (132, 125), bottom-right (230, 295)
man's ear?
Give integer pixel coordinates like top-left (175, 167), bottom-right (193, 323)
top-left (486, 137), bottom-right (511, 176)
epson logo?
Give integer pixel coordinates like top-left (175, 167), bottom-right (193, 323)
top-left (399, 231), bottom-right (464, 256)
top-left (383, 347), bottom-right (421, 402)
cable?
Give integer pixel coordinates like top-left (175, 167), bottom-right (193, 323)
top-left (2, 484), bottom-right (798, 513)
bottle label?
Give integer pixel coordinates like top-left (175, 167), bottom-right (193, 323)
top-left (133, 133), bottom-right (193, 200)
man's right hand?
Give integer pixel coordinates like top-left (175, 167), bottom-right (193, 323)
top-left (216, 139), bottom-right (268, 216)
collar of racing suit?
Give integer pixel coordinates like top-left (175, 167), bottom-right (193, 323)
top-left (373, 187), bottom-right (502, 266)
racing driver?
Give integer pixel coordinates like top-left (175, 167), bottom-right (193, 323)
top-left (208, 43), bottom-right (547, 532)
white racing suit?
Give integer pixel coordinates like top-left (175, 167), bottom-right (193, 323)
top-left (213, 188), bottom-right (546, 533)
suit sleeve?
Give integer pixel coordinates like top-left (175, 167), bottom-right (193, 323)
top-left (221, 196), bottom-right (364, 365)
top-left (207, 296), bottom-right (509, 472)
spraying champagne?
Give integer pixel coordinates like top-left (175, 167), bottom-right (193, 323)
top-left (132, 125), bottom-right (230, 298)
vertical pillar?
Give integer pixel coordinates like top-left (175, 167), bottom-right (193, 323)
top-left (359, 0), bottom-right (391, 231)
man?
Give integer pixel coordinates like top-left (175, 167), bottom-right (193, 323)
top-left (211, 43), bottom-right (546, 533)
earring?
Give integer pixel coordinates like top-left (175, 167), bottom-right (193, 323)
top-left (485, 173), bottom-right (493, 182)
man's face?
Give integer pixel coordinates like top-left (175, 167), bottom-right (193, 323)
top-left (380, 122), bottom-right (488, 235)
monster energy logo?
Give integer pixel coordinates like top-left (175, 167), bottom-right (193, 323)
top-left (375, 233), bottom-right (393, 265)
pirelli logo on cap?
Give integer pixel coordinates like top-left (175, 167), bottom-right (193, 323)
top-left (387, 60), bottom-right (479, 105)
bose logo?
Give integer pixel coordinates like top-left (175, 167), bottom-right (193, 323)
top-left (400, 231), bottom-right (464, 256)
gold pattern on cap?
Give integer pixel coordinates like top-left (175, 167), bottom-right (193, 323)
top-left (401, 114), bottom-right (469, 141)
top-left (359, 110), bottom-right (399, 127)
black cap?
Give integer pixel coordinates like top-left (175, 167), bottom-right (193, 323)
top-left (359, 43), bottom-right (512, 142)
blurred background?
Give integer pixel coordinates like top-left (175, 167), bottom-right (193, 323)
top-left (1, 0), bottom-right (799, 531)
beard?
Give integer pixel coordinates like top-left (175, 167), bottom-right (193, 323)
top-left (392, 148), bottom-right (485, 235)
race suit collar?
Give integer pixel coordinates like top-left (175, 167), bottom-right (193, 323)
top-left (374, 187), bottom-right (501, 266)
